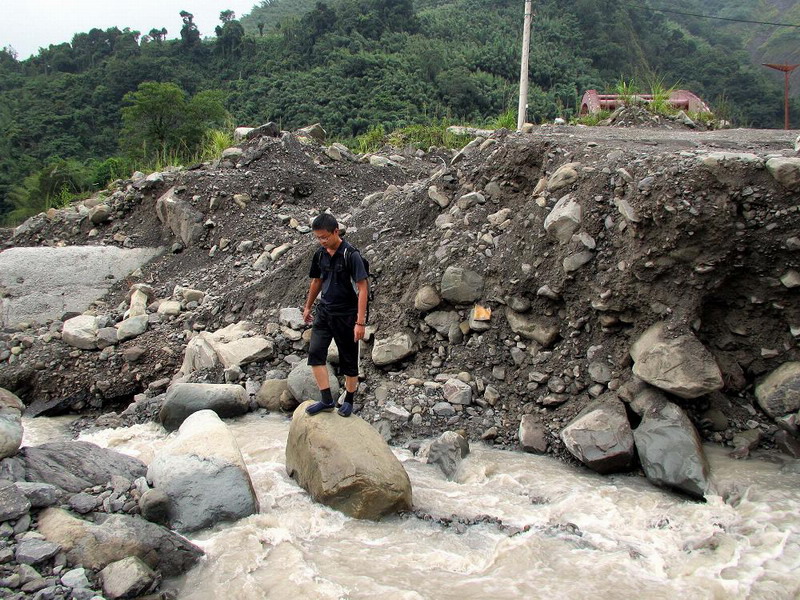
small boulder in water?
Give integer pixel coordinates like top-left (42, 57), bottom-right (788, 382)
top-left (633, 401), bottom-right (710, 499)
top-left (560, 395), bottom-right (635, 474)
top-left (147, 410), bottom-right (259, 533)
top-left (286, 401), bottom-right (412, 519)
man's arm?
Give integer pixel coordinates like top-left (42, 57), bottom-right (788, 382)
top-left (354, 279), bottom-right (368, 341)
top-left (303, 278), bottom-right (322, 324)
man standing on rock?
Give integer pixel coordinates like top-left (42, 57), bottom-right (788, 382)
top-left (303, 213), bottom-right (368, 417)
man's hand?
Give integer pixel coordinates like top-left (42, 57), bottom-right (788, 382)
top-left (354, 323), bottom-right (365, 341)
top-left (303, 306), bottom-right (313, 324)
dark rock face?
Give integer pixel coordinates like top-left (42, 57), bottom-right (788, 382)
top-left (158, 382), bottom-right (250, 431)
top-left (560, 396), bottom-right (635, 474)
top-left (634, 402), bottom-right (710, 499)
top-left (2, 442), bottom-right (146, 493)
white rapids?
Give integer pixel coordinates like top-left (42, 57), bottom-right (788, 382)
top-left (64, 413), bottom-right (800, 600)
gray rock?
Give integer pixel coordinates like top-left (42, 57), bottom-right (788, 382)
top-left (279, 307), bottom-right (306, 330)
top-left (138, 488), bottom-right (170, 525)
top-left (297, 123), bottom-right (326, 141)
top-left (428, 186), bottom-right (450, 208)
top-left (372, 333), bottom-right (416, 366)
top-left (563, 250), bottom-right (594, 272)
top-left (505, 309), bottom-right (559, 347)
top-left (431, 402), bottom-right (456, 417)
top-left (287, 359), bottom-right (340, 403)
top-left (546, 162), bottom-right (581, 192)
top-left (507, 295), bottom-right (531, 313)
top-left (155, 187), bottom-right (205, 247)
top-left (68, 492), bottom-right (98, 514)
top-left (62, 315), bottom-right (100, 350)
top-left (60, 567), bottom-right (91, 590)
top-left (424, 311), bottom-right (460, 336)
top-left (440, 267), bottom-right (484, 304)
top-left (766, 157), bottom-right (800, 190)
top-left (179, 322), bottom-right (273, 376)
top-left (15, 539), bottom-right (61, 564)
top-left (6, 442), bottom-right (146, 493)
top-left (0, 388), bottom-right (23, 460)
top-left (519, 415), bottom-right (548, 453)
top-left (633, 401), bottom-right (710, 499)
top-left (561, 396), bottom-right (635, 474)
top-left (100, 556), bottom-right (157, 600)
top-left (414, 285), bottom-right (441, 312)
top-left (426, 431), bottom-right (470, 479)
top-left (14, 482), bottom-right (59, 508)
top-left (755, 362), bottom-right (800, 419)
top-left (159, 383), bottom-right (250, 431)
top-left (0, 480), bottom-right (31, 521)
top-left (255, 379), bottom-right (292, 411)
top-left (614, 197), bottom-right (641, 223)
top-left (148, 410), bottom-right (258, 533)
top-left (89, 204), bottom-right (112, 225)
top-left (37, 507), bottom-right (203, 576)
top-left (630, 323), bottom-right (723, 399)
top-left (245, 122), bottom-right (280, 140)
top-left (116, 315), bottom-right (148, 342)
top-left (442, 378), bottom-right (472, 405)
top-left (285, 402), bottom-right (412, 519)
top-left (544, 194), bottom-right (583, 243)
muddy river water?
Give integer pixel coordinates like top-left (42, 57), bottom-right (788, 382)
top-left (24, 413), bottom-right (800, 600)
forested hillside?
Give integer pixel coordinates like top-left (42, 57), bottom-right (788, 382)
top-left (0, 0), bottom-right (793, 223)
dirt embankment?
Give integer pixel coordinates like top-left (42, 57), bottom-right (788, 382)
top-left (1, 124), bottom-right (798, 461)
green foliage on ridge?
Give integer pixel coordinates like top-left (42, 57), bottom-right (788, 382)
top-left (0, 0), bottom-right (795, 223)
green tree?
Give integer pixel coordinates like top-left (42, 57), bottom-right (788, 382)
top-left (180, 11), bottom-right (201, 48)
top-left (120, 81), bottom-right (229, 162)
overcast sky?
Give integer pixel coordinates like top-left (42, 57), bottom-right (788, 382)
top-left (0, 1), bottom-right (259, 59)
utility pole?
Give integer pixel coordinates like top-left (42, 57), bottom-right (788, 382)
top-left (763, 63), bottom-right (799, 130)
top-left (517, 0), bottom-right (533, 131)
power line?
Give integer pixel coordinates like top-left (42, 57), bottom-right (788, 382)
top-left (622, 2), bottom-right (800, 29)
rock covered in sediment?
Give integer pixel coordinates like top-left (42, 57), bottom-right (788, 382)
top-left (546, 162), bottom-right (581, 192)
top-left (424, 431), bottom-right (470, 479)
top-left (285, 401), bottom-right (412, 519)
top-left (0, 479), bottom-right (31, 520)
top-left (2, 441), bottom-right (146, 493)
top-left (155, 187), bottom-right (205, 247)
top-left (442, 378), bottom-right (472, 405)
top-left (505, 309), bottom-right (560, 347)
top-left (372, 332), bottom-right (416, 366)
top-left (766, 157), bottom-right (800, 190)
top-left (755, 362), bottom-right (800, 419)
top-left (414, 285), bottom-right (441, 312)
top-left (117, 314), bottom-right (149, 342)
top-left (543, 193), bottom-right (583, 243)
top-left (36, 507), bottom-right (203, 575)
top-left (180, 321), bottom-right (275, 376)
top-left (159, 382), bottom-right (250, 431)
top-left (287, 359), bottom-right (340, 403)
top-left (630, 322), bottom-right (723, 399)
top-left (633, 400), bottom-right (710, 499)
top-left (440, 266), bottom-right (484, 304)
top-left (560, 395), bottom-right (635, 474)
top-left (147, 410), bottom-right (259, 533)
top-left (0, 387), bottom-right (24, 459)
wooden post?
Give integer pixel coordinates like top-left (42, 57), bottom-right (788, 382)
top-left (517, 0), bottom-right (533, 131)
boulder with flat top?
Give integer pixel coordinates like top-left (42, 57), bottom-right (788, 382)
top-left (286, 401), bottom-right (412, 519)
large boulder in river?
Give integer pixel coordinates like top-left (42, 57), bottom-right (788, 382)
top-left (755, 362), bottom-right (800, 419)
top-left (286, 401), bottom-right (412, 519)
top-left (633, 401), bottom-right (710, 499)
top-left (0, 441), bottom-right (146, 493)
top-left (147, 410), bottom-right (258, 533)
top-left (287, 359), bottom-right (340, 403)
top-left (37, 507), bottom-right (203, 576)
top-left (424, 431), bottom-right (470, 480)
top-left (0, 388), bottom-right (24, 460)
top-left (560, 396), bottom-right (635, 474)
top-left (630, 322), bottom-right (723, 399)
top-left (159, 383), bottom-right (250, 431)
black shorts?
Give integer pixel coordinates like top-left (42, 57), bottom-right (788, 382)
top-left (307, 308), bottom-right (359, 377)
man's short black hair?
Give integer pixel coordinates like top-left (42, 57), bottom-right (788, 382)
top-left (312, 213), bottom-right (339, 233)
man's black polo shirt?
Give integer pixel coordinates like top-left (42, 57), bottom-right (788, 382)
top-left (309, 240), bottom-right (368, 315)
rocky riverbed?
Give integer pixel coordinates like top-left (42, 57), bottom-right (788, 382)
top-left (1, 121), bottom-right (800, 598)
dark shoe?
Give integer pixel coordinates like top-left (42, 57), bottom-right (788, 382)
top-left (306, 400), bottom-right (334, 415)
top-left (338, 401), bottom-right (353, 417)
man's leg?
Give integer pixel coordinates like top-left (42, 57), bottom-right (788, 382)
top-left (306, 314), bottom-right (335, 415)
top-left (335, 317), bottom-right (360, 417)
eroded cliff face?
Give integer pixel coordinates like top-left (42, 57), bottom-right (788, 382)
top-left (1, 124), bottom-right (798, 462)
